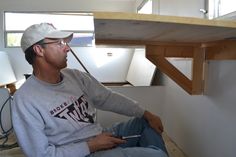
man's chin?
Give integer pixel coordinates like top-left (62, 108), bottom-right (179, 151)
top-left (60, 63), bottom-right (67, 69)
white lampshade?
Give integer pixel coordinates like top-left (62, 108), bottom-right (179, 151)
top-left (0, 51), bottom-right (16, 86)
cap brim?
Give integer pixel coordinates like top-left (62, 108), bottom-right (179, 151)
top-left (45, 31), bottom-right (73, 42)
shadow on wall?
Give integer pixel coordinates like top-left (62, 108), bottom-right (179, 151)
top-left (205, 60), bottom-right (236, 114)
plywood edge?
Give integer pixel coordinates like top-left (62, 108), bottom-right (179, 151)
top-left (93, 11), bottom-right (236, 29)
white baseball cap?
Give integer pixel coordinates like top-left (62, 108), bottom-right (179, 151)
top-left (21, 23), bottom-right (73, 52)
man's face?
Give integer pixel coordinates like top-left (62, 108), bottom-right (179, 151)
top-left (40, 38), bottom-right (70, 70)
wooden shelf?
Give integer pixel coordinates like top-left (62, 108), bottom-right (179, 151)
top-left (93, 12), bottom-right (236, 95)
top-left (94, 12), bottom-right (236, 43)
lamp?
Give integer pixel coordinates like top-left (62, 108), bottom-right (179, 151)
top-left (0, 51), bottom-right (16, 90)
top-left (0, 51), bottom-right (17, 148)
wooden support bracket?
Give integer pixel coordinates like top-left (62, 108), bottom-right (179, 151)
top-left (146, 44), bottom-right (205, 95)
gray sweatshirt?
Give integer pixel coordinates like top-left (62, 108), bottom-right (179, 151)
top-left (11, 69), bottom-right (145, 157)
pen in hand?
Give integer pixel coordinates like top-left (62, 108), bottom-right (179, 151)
top-left (116, 134), bottom-right (141, 140)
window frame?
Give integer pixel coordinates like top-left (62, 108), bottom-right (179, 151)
top-left (4, 11), bottom-right (95, 48)
top-left (137, 0), bottom-right (153, 14)
top-left (208, 0), bottom-right (236, 19)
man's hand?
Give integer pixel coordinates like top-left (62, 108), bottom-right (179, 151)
top-left (87, 132), bottom-right (126, 153)
top-left (143, 111), bottom-right (164, 134)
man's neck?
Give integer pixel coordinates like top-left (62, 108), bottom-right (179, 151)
top-left (33, 65), bottom-right (62, 84)
top-left (34, 70), bottom-right (62, 84)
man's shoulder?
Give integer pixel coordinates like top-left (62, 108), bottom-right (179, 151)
top-left (13, 75), bottom-right (43, 99)
top-left (61, 68), bottom-right (88, 79)
top-left (62, 68), bottom-right (80, 75)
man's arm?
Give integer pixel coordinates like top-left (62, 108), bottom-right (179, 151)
top-left (79, 72), bottom-right (145, 118)
top-left (79, 71), bottom-right (164, 134)
top-left (143, 111), bottom-right (164, 134)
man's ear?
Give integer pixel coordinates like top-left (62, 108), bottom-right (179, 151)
top-left (33, 45), bottom-right (44, 57)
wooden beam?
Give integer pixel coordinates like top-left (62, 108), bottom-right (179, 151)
top-left (145, 44), bottom-right (195, 58)
top-left (203, 40), bottom-right (236, 60)
top-left (191, 47), bottom-right (205, 94)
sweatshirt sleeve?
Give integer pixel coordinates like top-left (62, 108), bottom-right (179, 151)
top-left (11, 95), bottom-right (90, 157)
top-left (78, 72), bottom-right (145, 118)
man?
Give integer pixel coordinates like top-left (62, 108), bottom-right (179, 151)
top-left (12, 23), bottom-right (168, 157)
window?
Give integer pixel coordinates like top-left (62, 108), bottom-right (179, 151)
top-left (137, 0), bottom-right (152, 14)
top-left (4, 12), bottom-right (94, 47)
top-left (208, 0), bottom-right (236, 19)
